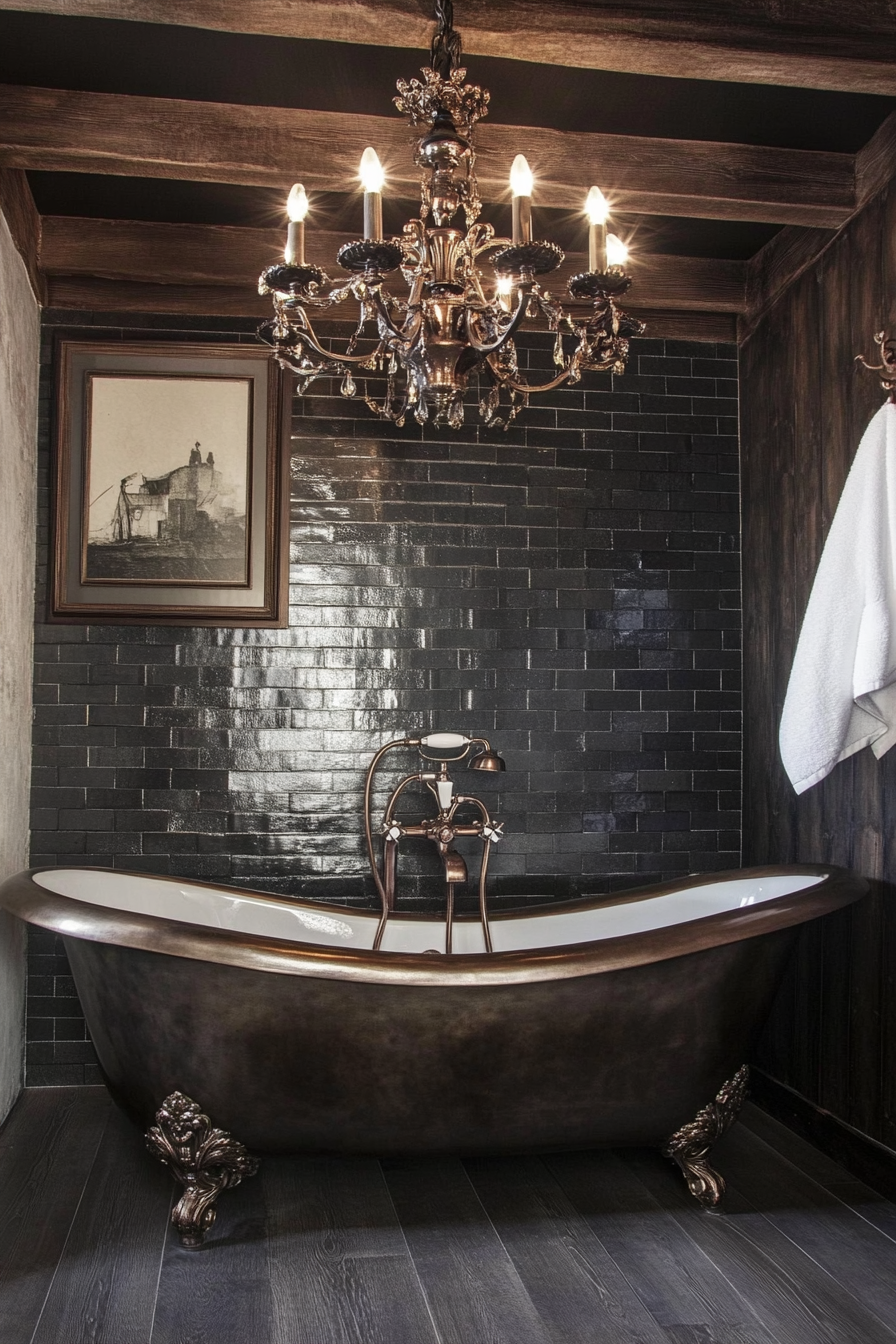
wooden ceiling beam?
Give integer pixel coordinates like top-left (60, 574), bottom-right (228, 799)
top-left (2, 0), bottom-right (896, 95)
top-left (740, 109), bottom-right (896, 337)
top-left (40, 215), bottom-right (748, 313)
top-left (43, 274), bottom-right (738, 343)
top-left (856, 110), bottom-right (896, 213)
top-left (0, 85), bottom-right (855, 228)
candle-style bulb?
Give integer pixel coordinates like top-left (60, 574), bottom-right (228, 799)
top-left (509, 154), bottom-right (534, 198)
top-left (495, 273), bottom-right (513, 311)
top-left (606, 233), bottom-right (629, 268)
top-left (284, 183), bottom-right (308, 265)
top-left (510, 155), bottom-right (534, 244)
top-left (286, 183), bottom-right (309, 222)
top-left (586, 185), bottom-right (610, 272)
top-left (359, 147), bottom-right (385, 193)
top-left (585, 186), bottom-right (610, 225)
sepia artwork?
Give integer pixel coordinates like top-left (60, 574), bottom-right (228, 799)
top-left (51, 341), bottom-right (288, 626)
top-left (84, 374), bottom-right (251, 586)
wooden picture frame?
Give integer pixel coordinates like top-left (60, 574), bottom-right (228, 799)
top-left (51, 340), bottom-right (289, 626)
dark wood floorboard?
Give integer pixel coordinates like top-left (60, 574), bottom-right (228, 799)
top-left (662, 1328), bottom-right (782, 1343)
top-left (544, 1149), bottom-right (767, 1333)
top-left (2, 1087), bottom-right (896, 1344)
top-left (0, 1086), bottom-right (113, 1344)
top-left (623, 1144), bottom-right (896, 1344)
top-left (150, 1159), bottom-right (273, 1344)
top-left (30, 1106), bottom-right (171, 1344)
top-left (382, 1155), bottom-right (553, 1344)
top-left (713, 1123), bottom-right (896, 1333)
top-left (463, 1152), bottom-right (669, 1344)
top-left (742, 1102), bottom-right (896, 1241)
top-left (263, 1154), bottom-right (439, 1344)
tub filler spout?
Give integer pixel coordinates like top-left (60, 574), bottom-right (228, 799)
top-left (364, 731), bottom-right (505, 954)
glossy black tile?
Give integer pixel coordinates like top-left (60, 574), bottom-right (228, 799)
top-left (27, 313), bottom-right (741, 1082)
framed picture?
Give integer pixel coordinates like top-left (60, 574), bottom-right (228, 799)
top-left (51, 340), bottom-right (289, 625)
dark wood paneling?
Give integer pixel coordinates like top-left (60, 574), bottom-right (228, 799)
top-left (741, 224), bottom-right (839, 340)
top-left (740, 176), bottom-right (896, 1153)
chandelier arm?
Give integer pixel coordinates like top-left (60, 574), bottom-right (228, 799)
top-left (276, 357), bottom-right (334, 383)
top-left (489, 361), bottom-right (575, 395)
top-left (463, 291), bottom-right (529, 356)
top-left (369, 286), bottom-right (420, 343)
top-left (286, 320), bottom-right (387, 368)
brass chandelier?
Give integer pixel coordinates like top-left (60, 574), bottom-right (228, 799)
top-left (258, 0), bottom-right (644, 430)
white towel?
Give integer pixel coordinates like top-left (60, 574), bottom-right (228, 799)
top-left (780, 401), bottom-right (896, 793)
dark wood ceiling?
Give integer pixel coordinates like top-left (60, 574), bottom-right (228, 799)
top-left (1, 1), bottom-right (895, 341)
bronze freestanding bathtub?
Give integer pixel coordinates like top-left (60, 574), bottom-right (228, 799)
top-left (0, 862), bottom-right (867, 1244)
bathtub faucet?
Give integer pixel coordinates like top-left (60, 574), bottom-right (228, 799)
top-left (363, 733), bottom-right (505, 955)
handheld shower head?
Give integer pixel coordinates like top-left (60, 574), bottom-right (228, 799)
top-left (468, 745), bottom-right (506, 772)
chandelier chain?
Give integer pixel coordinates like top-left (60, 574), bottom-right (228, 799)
top-left (431, 0), bottom-right (462, 77)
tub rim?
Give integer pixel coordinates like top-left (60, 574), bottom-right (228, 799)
top-left (0, 863), bottom-right (868, 986)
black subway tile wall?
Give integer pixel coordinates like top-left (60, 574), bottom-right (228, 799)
top-left (27, 311), bottom-right (742, 1084)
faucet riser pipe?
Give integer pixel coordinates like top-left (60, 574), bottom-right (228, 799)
top-left (364, 733), bottom-right (502, 956)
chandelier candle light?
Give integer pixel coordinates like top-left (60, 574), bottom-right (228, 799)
top-left (284, 184), bottom-right (308, 266)
top-left (510, 154), bottom-right (534, 246)
top-left (258, 0), bottom-right (644, 429)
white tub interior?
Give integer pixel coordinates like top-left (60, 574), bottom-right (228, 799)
top-left (34, 868), bottom-right (826, 955)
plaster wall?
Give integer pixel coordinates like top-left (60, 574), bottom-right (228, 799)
top-left (0, 208), bottom-right (39, 1118)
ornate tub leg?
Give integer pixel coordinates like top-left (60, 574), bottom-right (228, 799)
top-left (146, 1091), bottom-right (260, 1247)
top-left (662, 1065), bottom-right (750, 1208)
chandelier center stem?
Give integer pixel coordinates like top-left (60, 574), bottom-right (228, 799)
top-left (431, 0), bottom-right (462, 78)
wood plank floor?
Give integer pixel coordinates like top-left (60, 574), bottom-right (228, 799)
top-left (1, 1087), bottom-right (895, 1344)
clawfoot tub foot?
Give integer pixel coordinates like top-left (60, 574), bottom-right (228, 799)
top-left (146, 1091), bottom-right (260, 1247)
top-left (661, 1065), bottom-right (750, 1208)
